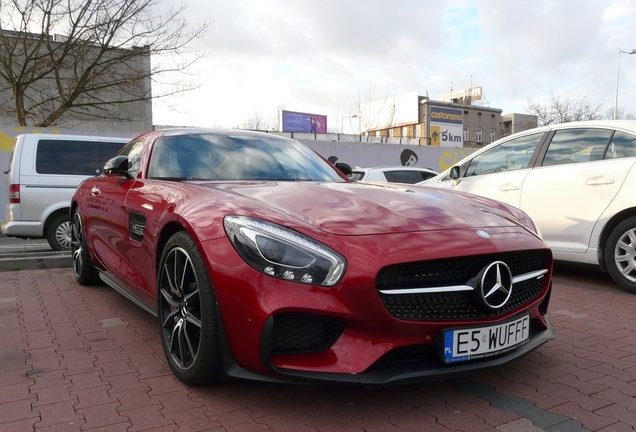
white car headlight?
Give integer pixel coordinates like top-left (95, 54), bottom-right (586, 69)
top-left (224, 216), bottom-right (346, 286)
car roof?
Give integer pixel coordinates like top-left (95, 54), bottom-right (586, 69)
top-left (496, 120), bottom-right (636, 142)
top-left (353, 166), bottom-right (438, 173)
top-left (158, 128), bottom-right (294, 141)
top-left (426, 119), bottom-right (636, 180)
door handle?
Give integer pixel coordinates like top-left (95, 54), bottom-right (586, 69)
top-left (585, 176), bottom-right (614, 186)
top-left (499, 183), bottom-right (520, 191)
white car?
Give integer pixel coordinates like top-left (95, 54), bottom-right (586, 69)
top-left (422, 120), bottom-right (636, 292)
top-left (350, 166), bottom-right (438, 184)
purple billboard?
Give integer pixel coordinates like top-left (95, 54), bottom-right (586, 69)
top-left (280, 110), bottom-right (328, 133)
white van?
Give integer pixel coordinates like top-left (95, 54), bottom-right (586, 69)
top-left (2, 134), bottom-right (130, 250)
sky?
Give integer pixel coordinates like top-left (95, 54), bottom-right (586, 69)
top-left (151, 0), bottom-right (636, 132)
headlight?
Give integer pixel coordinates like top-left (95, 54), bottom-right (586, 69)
top-left (223, 216), bottom-right (346, 286)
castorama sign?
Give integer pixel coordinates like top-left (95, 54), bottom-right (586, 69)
top-left (280, 110), bottom-right (328, 133)
top-left (429, 106), bottom-right (463, 148)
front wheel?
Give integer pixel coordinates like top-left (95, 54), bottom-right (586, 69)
top-left (71, 208), bottom-right (101, 285)
top-left (605, 216), bottom-right (636, 293)
top-left (157, 231), bottom-right (224, 385)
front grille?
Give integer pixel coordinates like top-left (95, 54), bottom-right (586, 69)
top-left (270, 313), bottom-right (344, 355)
top-left (376, 250), bottom-right (550, 321)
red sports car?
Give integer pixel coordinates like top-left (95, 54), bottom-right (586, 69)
top-left (71, 129), bottom-right (555, 386)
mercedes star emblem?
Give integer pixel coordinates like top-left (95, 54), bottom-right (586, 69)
top-left (480, 261), bottom-right (513, 310)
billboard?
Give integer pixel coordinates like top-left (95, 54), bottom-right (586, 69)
top-left (280, 110), bottom-right (327, 133)
top-left (429, 106), bottom-right (463, 148)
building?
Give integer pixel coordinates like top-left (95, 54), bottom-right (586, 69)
top-left (359, 91), bottom-right (536, 148)
top-left (502, 113), bottom-right (538, 136)
top-left (0, 30), bottom-right (152, 133)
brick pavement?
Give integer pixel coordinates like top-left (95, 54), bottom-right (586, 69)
top-left (0, 267), bottom-right (635, 431)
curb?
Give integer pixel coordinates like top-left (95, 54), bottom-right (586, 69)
top-left (0, 252), bottom-right (72, 271)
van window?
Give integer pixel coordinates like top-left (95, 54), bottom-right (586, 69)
top-left (35, 140), bottom-right (125, 175)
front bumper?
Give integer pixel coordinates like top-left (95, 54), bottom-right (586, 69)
top-left (220, 314), bottom-right (555, 385)
top-left (201, 226), bottom-right (555, 384)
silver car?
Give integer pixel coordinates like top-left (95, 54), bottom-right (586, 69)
top-left (2, 134), bottom-right (129, 250)
top-left (422, 120), bottom-right (636, 293)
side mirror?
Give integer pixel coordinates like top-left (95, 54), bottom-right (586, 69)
top-left (335, 162), bottom-right (353, 176)
top-left (449, 166), bottom-right (461, 186)
top-left (103, 156), bottom-right (133, 179)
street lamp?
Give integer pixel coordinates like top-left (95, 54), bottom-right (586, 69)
top-left (614, 48), bottom-right (636, 120)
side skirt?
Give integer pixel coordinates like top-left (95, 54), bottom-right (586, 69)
top-left (99, 271), bottom-right (157, 317)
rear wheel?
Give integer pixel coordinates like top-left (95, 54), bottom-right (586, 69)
top-left (71, 208), bottom-right (101, 285)
top-left (157, 231), bottom-right (224, 385)
top-left (47, 214), bottom-right (71, 251)
top-left (605, 216), bottom-right (636, 293)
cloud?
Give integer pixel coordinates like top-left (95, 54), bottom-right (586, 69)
top-left (153, 0), bottom-right (636, 128)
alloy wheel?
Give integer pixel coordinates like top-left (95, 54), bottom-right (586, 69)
top-left (158, 247), bottom-right (202, 371)
top-left (71, 212), bottom-right (84, 278)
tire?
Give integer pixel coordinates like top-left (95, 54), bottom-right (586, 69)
top-left (605, 216), bottom-right (636, 293)
top-left (46, 214), bottom-right (72, 251)
top-left (157, 231), bottom-right (224, 385)
top-left (71, 208), bottom-right (101, 285)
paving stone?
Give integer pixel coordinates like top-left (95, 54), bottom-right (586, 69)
top-left (119, 404), bottom-right (175, 431)
top-left (157, 407), bottom-right (216, 431)
top-left (548, 401), bottom-right (616, 431)
top-left (2, 261), bottom-right (636, 432)
top-left (76, 401), bottom-right (128, 430)
top-left (34, 399), bottom-right (84, 428)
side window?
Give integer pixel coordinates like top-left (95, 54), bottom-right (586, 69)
top-left (606, 131), bottom-right (636, 159)
top-left (36, 140), bottom-right (99, 175)
top-left (542, 128), bottom-right (612, 167)
top-left (420, 171), bottom-right (436, 181)
top-left (384, 170), bottom-right (422, 184)
top-left (464, 132), bottom-right (543, 177)
top-left (118, 141), bottom-right (144, 178)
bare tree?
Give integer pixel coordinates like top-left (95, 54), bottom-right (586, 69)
top-left (240, 104), bottom-right (288, 131)
top-left (0, 0), bottom-right (208, 127)
top-left (602, 106), bottom-right (636, 120)
top-left (354, 83), bottom-right (399, 134)
top-left (524, 94), bottom-right (603, 127)
top-left (241, 110), bottom-right (273, 131)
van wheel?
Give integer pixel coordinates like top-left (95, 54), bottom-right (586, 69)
top-left (47, 214), bottom-right (72, 251)
top-left (605, 216), bottom-right (636, 293)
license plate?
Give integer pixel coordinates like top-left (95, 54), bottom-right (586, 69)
top-left (442, 314), bottom-right (530, 363)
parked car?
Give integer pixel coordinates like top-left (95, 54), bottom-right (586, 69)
top-left (71, 128), bottom-right (554, 386)
top-left (2, 134), bottom-right (129, 250)
top-left (421, 120), bottom-right (636, 293)
top-left (350, 166), bottom-right (438, 184)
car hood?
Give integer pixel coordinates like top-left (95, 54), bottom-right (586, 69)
top-left (197, 181), bottom-right (529, 236)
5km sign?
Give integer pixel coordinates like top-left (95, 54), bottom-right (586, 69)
top-left (430, 106), bottom-right (463, 148)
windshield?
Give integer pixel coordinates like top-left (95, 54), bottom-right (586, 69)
top-left (147, 133), bottom-right (344, 182)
